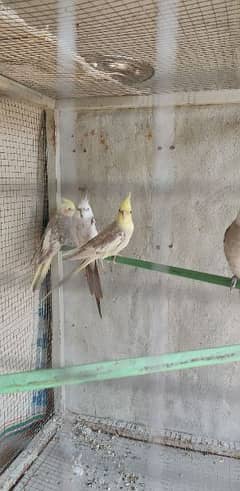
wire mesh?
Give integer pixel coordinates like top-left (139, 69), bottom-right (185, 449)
top-left (1, 0), bottom-right (240, 97)
top-left (0, 99), bottom-right (53, 473)
top-left (12, 419), bottom-right (240, 491)
top-left (1, 0), bottom-right (240, 484)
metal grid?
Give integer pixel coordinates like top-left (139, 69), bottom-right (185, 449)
top-left (0, 98), bottom-right (52, 471)
top-left (13, 420), bottom-right (240, 491)
top-left (1, 1), bottom-right (240, 97)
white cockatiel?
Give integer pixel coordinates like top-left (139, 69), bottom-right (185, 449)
top-left (71, 191), bottom-right (103, 318)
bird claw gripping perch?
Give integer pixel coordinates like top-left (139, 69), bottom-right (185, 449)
top-left (230, 275), bottom-right (238, 292)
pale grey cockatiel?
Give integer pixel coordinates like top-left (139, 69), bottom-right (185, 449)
top-left (31, 198), bottom-right (76, 291)
top-left (71, 191), bottom-right (103, 318)
top-left (224, 209), bottom-right (240, 290)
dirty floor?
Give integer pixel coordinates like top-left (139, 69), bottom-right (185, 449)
top-left (14, 419), bottom-right (240, 491)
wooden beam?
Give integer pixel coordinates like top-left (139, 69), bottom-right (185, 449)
top-left (56, 90), bottom-right (240, 111)
top-left (0, 74), bottom-right (55, 108)
top-left (0, 419), bottom-right (58, 490)
top-left (46, 110), bottom-right (65, 414)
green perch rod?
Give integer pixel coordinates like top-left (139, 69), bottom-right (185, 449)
top-left (0, 254), bottom-right (237, 394)
top-left (105, 255), bottom-right (240, 289)
top-left (1, 344), bottom-right (240, 394)
top-left (63, 247), bottom-right (239, 289)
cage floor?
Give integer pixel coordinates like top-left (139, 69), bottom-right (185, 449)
top-left (12, 419), bottom-right (240, 491)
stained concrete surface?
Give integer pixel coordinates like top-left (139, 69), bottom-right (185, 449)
top-left (59, 104), bottom-right (240, 448)
top-left (15, 420), bottom-right (240, 491)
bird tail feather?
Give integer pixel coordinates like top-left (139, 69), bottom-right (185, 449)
top-left (62, 248), bottom-right (80, 260)
top-left (40, 258), bottom-right (93, 302)
top-left (85, 262), bottom-right (103, 318)
top-left (31, 258), bottom-right (51, 292)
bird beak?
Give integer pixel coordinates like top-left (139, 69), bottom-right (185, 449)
top-left (77, 208), bottom-right (83, 218)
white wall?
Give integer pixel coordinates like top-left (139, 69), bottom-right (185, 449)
top-left (59, 103), bottom-right (240, 447)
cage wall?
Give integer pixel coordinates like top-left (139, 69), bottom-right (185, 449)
top-left (0, 97), bottom-right (52, 470)
top-left (58, 102), bottom-right (240, 450)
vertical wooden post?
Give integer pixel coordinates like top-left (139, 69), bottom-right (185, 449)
top-left (46, 109), bottom-right (65, 415)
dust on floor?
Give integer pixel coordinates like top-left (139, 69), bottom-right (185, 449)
top-left (14, 419), bottom-right (240, 491)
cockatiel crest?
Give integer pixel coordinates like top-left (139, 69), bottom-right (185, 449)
top-left (72, 190), bottom-right (98, 244)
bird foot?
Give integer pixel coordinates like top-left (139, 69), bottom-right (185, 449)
top-left (230, 275), bottom-right (238, 292)
top-left (109, 256), bottom-right (116, 273)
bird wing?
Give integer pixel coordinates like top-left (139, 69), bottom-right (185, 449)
top-left (65, 222), bottom-right (124, 261)
top-left (40, 225), bottom-right (123, 300)
top-left (33, 216), bottom-right (60, 265)
top-left (224, 224), bottom-right (231, 243)
top-left (68, 231), bottom-right (124, 261)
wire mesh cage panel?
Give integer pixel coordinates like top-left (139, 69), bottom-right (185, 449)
top-left (2, 0), bottom-right (240, 488)
top-left (1, 0), bottom-right (240, 97)
top-left (0, 98), bottom-right (52, 472)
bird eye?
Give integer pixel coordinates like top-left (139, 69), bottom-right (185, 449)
top-left (130, 211), bottom-right (132, 214)
top-left (68, 207), bottom-right (72, 211)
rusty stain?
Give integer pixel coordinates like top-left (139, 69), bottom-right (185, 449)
top-left (90, 129), bottom-right (95, 136)
top-left (99, 130), bottom-right (108, 146)
top-left (146, 131), bottom-right (152, 140)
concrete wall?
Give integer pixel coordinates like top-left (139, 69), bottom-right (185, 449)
top-left (59, 103), bottom-right (240, 446)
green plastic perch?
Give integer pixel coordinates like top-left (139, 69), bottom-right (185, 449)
top-left (62, 248), bottom-right (240, 289)
top-left (105, 256), bottom-right (240, 289)
top-left (1, 344), bottom-right (240, 394)
top-left (1, 254), bottom-right (237, 395)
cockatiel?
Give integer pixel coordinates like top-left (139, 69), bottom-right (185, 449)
top-left (44, 193), bottom-right (134, 296)
top-left (224, 209), bottom-right (240, 290)
top-left (31, 198), bottom-right (76, 291)
top-left (71, 191), bottom-right (103, 318)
